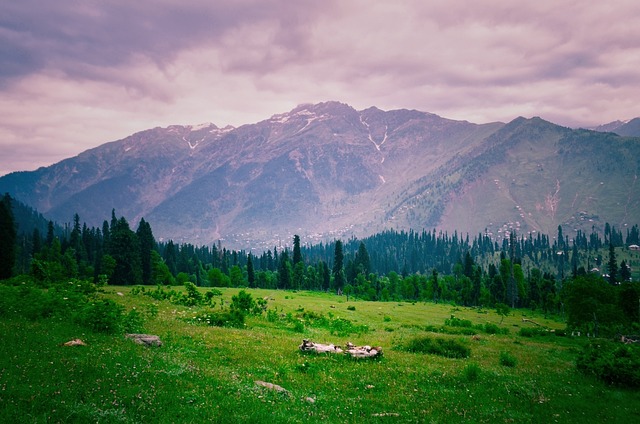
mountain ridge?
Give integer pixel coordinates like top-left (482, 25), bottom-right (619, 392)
top-left (1, 102), bottom-right (638, 249)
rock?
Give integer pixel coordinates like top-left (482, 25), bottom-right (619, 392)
top-left (63, 339), bottom-right (86, 347)
top-left (255, 380), bottom-right (289, 395)
top-left (126, 333), bottom-right (162, 347)
top-left (344, 342), bottom-right (383, 358)
top-left (299, 339), bottom-right (343, 354)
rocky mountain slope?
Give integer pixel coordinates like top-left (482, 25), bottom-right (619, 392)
top-left (1, 102), bottom-right (639, 249)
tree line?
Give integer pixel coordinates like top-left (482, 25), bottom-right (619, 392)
top-left (1, 193), bottom-right (639, 334)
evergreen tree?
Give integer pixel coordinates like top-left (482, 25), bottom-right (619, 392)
top-left (247, 253), bottom-right (255, 287)
top-left (355, 241), bottom-right (371, 276)
top-left (136, 218), bottom-right (156, 285)
top-left (46, 220), bottom-right (55, 247)
top-left (108, 216), bottom-right (142, 285)
top-left (332, 240), bottom-right (345, 292)
top-left (0, 194), bottom-right (17, 279)
top-left (608, 243), bottom-right (618, 284)
top-left (620, 260), bottom-right (631, 282)
top-left (292, 235), bottom-right (302, 265)
top-left (278, 250), bottom-right (292, 289)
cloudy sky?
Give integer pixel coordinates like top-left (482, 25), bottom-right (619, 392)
top-left (2, 0), bottom-right (640, 176)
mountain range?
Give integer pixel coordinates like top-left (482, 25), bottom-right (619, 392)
top-left (1, 101), bottom-right (639, 249)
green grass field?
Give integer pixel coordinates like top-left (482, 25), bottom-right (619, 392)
top-left (1, 285), bottom-right (639, 423)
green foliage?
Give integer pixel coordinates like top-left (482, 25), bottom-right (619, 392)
top-left (182, 281), bottom-right (203, 306)
top-left (576, 340), bottom-right (640, 388)
top-left (292, 320), bottom-right (305, 333)
top-left (0, 194), bottom-right (17, 280)
top-left (462, 363), bottom-right (481, 382)
top-left (192, 309), bottom-right (245, 328)
top-left (347, 305), bottom-right (356, 311)
top-left (400, 336), bottom-right (471, 358)
top-left (445, 315), bottom-right (473, 328)
top-left (482, 322), bottom-right (509, 335)
top-left (77, 299), bottom-right (124, 334)
top-left (231, 290), bottom-right (257, 315)
top-left (499, 351), bottom-right (518, 367)
top-left (329, 317), bottom-right (369, 336)
top-left (518, 327), bottom-right (553, 337)
top-left (122, 308), bottom-right (145, 333)
top-left (562, 274), bottom-right (625, 335)
top-left (495, 303), bottom-right (511, 323)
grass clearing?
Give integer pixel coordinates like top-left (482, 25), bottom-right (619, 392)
top-left (1, 285), bottom-right (639, 423)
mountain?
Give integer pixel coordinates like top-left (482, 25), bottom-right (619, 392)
top-left (591, 118), bottom-right (640, 137)
top-left (1, 102), bottom-right (639, 249)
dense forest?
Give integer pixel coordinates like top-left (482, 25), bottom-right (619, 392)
top-left (1, 193), bottom-right (639, 336)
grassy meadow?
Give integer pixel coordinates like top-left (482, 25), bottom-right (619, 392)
top-left (1, 285), bottom-right (639, 423)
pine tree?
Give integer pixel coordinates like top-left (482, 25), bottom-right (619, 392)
top-left (0, 194), bottom-right (17, 279)
top-left (293, 235), bottom-right (302, 265)
top-left (136, 218), bottom-right (156, 285)
top-left (108, 216), bottom-right (142, 285)
top-left (608, 243), bottom-right (618, 284)
top-left (332, 240), bottom-right (345, 292)
top-left (247, 254), bottom-right (255, 287)
top-left (278, 249), bottom-right (292, 289)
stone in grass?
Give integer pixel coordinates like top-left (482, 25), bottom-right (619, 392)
top-left (126, 333), bottom-right (162, 347)
top-left (255, 380), bottom-right (289, 396)
top-left (63, 339), bottom-right (86, 347)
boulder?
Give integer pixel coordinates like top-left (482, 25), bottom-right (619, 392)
top-left (126, 333), bottom-right (162, 347)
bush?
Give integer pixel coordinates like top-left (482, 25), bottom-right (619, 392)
top-left (518, 327), bottom-right (549, 337)
top-left (401, 336), bottom-right (470, 358)
top-left (576, 340), bottom-right (640, 388)
top-left (483, 323), bottom-right (509, 335)
top-left (122, 308), bottom-right (145, 333)
top-left (231, 290), bottom-right (256, 315)
top-left (347, 305), bottom-right (356, 311)
top-left (499, 351), bottom-right (517, 367)
top-left (462, 363), bottom-right (481, 381)
top-left (329, 317), bottom-right (369, 336)
top-left (195, 309), bottom-right (245, 328)
top-left (78, 299), bottom-right (124, 334)
top-left (445, 315), bottom-right (473, 328)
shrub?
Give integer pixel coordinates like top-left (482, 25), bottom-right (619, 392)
top-left (463, 363), bottom-right (481, 381)
top-left (347, 305), bottom-right (356, 311)
top-left (78, 299), bottom-right (124, 334)
top-left (231, 290), bottom-right (256, 315)
top-left (483, 323), bottom-right (509, 335)
top-left (518, 327), bottom-right (549, 337)
top-left (576, 340), bottom-right (640, 388)
top-left (266, 309), bottom-right (279, 322)
top-left (499, 351), bottom-right (517, 367)
top-left (445, 315), bottom-right (473, 328)
top-left (122, 308), bottom-right (145, 333)
top-left (401, 336), bottom-right (470, 358)
top-left (329, 317), bottom-right (368, 336)
top-left (195, 309), bottom-right (245, 328)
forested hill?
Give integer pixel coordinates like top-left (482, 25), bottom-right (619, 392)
top-left (1, 102), bottom-right (639, 249)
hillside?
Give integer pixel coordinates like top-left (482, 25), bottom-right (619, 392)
top-left (1, 102), bottom-right (639, 249)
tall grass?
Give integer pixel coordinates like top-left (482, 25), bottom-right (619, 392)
top-left (1, 283), bottom-right (639, 423)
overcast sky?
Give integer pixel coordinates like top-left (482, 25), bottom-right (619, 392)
top-left (1, 0), bottom-right (640, 176)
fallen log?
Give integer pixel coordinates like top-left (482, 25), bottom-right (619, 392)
top-left (345, 342), bottom-right (383, 358)
top-left (299, 339), bottom-right (343, 354)
top-left (522, 318), bottom-right (545, 327)
top-left (299, 339), bottom-right (382, 358)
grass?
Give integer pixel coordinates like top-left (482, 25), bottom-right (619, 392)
top-left (1, 285), bottom-right (640, 423)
